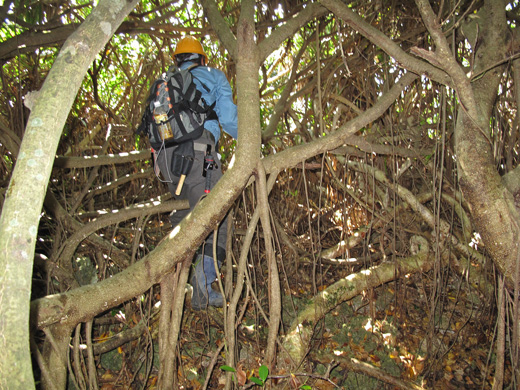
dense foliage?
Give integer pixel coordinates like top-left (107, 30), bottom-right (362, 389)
top-left (1, 0), bottom-right (520, 389)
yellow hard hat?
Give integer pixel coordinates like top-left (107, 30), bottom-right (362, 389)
top-left (173, 36), bottom-right (208, 61)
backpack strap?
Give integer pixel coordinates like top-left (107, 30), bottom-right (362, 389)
top-left (186, 64), bottom-right (218, 120)
top-left (136, 107), bottom-right (151, 135)
top-left (165, 72), bottom-right (190, 137)
top-left (136, 78), bottom-right (163, 135)
top-left (160, 64), bottom-right (219, 139)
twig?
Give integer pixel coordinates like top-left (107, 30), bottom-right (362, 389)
top-left (30, 336), bottom-right (60, 390)
top-left (202, 342), bottom-right (226, 390)
top-left (71, 324), bottom-right (87, 390)
top-left (86, 320), bottom-right (99, 390)
top-left (266, 372), bottom-right (339, 388)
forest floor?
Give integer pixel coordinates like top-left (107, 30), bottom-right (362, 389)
top-left (95, 259), bottom-right (506, 390)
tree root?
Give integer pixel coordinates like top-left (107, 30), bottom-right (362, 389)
top-left (280, 236), bottom-right (431, 366)
top-left (311, 351), bottom-right (426, 390)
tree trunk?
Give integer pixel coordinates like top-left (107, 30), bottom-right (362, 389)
top-left (455, 113), bottom-right (520, 289)
top-left (0, 0), bottom-right (139, 388)
top-left (41, 324), bottom-right (73, 390)
top-left (451, 0), bottom-right (520, 289)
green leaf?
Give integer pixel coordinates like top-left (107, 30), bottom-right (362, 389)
top-left (258, 365), bottom-right (269, 382)
top-left (219, 365), bottom-right (236, 373)
top-left (249, 376), bottom-right (264, 386)
top-left (300, 386), bottom-right (312, 390)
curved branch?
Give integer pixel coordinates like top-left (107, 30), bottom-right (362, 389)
top-left (32, 0), bottom-right (262, 342)
top-left (43, 189), bottom-right (132, 270)
top-left (312, 351), bottom-right (426, 390)
top-left (334, 135), bottom-right (431, 159)
top-left (320, 0), bottom-right (452, 87)
top-left (57, 199), bottom-right (186, 271)
top-left (0, 24), bottom-right (79, 61)
top-left (412, 0), bottom-right (480, 121)
top-left (200, 0), bottom-right (237, 60)
top-left (282, 236), bottom-right (431, 364)
top-left (0, 19), bottom-right (203, 62)
top-left (0, 0), bottom-right (140, 386)
top-left (257, 3), bottom-right (329, 64)
top-left (262, 72), bottom-right (418, 175)
top-left (53, 150), bottom-right (150, 169)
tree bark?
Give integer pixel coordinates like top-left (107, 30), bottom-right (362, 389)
top-left (0, 0), bottom-right (139, 387)
top-left (41, 324), bottom-right (73, 390)
top-left (448, 0), bottom-right (520, 289)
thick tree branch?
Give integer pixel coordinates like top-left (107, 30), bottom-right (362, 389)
top-left (31, 0), bottom-right (264, 341)
top-left (53, 150), bottom-right (150, 169)
top-left (281, 236), bottom-right (431, 364)
top-left (257, 3), bottom-right (328, 64)
top-left (57, 199), bottom-right (184, 274)
top-left (262, 72), bottom-right (418, 175)
top-left (200, 0), bottom-right (237, 60)
top-left (0, 19), bottom-right (202, 62)
top-left (451, 0), bottom-right (519, 289)
top-left (413, 0), bottom-right (480, 123)
top-left (0, 24), bottom-right (79, 61)
top-left (320, 0), bottom-right (452, 87)
top-left (0, 1), bottom-right (140, 387)
top-left (335, 135), bottom-right (431, 159)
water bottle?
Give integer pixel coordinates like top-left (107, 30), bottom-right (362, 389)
top-left (153, 86), bottom-right (173, 141)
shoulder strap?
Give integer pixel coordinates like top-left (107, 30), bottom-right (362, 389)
top-left (165, 64), bottom-right (218, 121)
top-left (186, 65), bottom-right (217, 119)
top-left (188, 65), bottom-right (212, 93)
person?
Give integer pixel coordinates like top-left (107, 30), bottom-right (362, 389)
top-left (153, 36), bottom-right (238, 310)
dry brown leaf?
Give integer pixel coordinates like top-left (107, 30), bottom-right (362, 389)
top-left (101, 371), bottom-right (115, 381)
top-left (289, 373), bottom-right (301, 389)
top-left (236, 364), bottom-right (247, 386)
top-left (313, 379), bottom-right (337, 390)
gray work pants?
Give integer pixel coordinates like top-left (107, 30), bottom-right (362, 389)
top-left (153, 131), bottom-right (227, 260)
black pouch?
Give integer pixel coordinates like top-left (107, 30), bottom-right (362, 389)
top-left (170, 140), bottom-right (195, 177)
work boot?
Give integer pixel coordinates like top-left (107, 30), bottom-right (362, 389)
top-left (190, 255), bottom-right (224, 310)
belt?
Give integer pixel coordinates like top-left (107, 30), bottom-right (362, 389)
top-left (194, 130), bottom-right (216, 152)
top-left (194, 143), bottom-right (209, 152)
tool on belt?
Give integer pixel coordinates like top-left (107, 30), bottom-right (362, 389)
top-left (173, 141), bottom-right (195, 195)
top-left (203, 145), bottom-right (215, 193)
